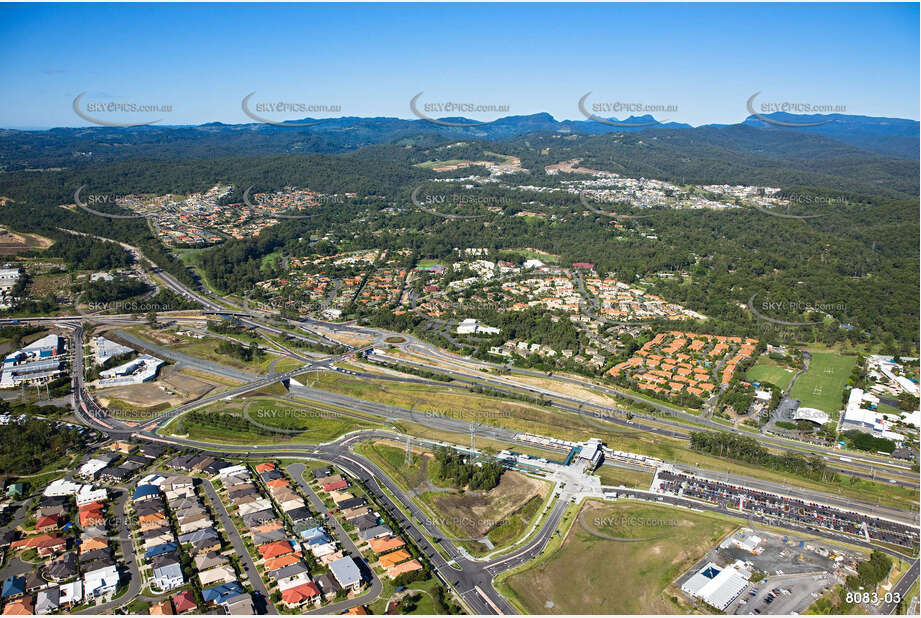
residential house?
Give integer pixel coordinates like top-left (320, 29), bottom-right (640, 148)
top-left (151, 558), bottom-right (184, 592)
top-left (329, 556), bottom-right (363, 593)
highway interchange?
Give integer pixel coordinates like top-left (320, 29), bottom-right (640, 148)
top-left (3, 233), bottom-right (918, 615)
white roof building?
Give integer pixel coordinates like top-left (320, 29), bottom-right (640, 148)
top-left (793, 407), bottom-right (830, 425)
top-left (681, 562), bottom-right (750, 610)
top-left (84, 564), bottom-right (119, 600)
top-left (76, 487), bottom-right (108, 507)
top-left (98, 354), bottom-right (163, 386)
top-left (58, 581), bottom-right (83, 606)
top-left (78, 459), bottom-right (109, 478)
top-left (93, 336), bottom-right (133, 365)
top-left (44, 479), bottom-right (86, 497)
top-left (900, 410), bottom-right (921, 429)
top-left (456, 318), bottom-right (500, 335)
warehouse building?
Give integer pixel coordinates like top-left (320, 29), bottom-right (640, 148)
top-left (0, 334), bottom-right (66, 387)
top-left (681, 561), bottom-right (751, 610)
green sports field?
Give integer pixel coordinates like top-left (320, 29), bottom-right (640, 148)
top-left (745, 361), bottom-right (795, 391)
top-left (788, 351), bottom-right (857, 417)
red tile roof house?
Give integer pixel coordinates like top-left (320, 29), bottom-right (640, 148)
top-left (35, 514), bottom-right (60, 533)
top-left (280, 582), bottom-right (321, 608)
top-left (171, 590), bottom-right (198, 614)
top-left (321, 479), bottom-right (348, 492)
top-left (10, 534), bottom-right (66, 557)
top-left (257, 540), bottom-right (294, 560)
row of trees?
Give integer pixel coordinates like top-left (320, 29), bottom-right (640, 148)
top-left (689, 431), bottom-right (838, 483)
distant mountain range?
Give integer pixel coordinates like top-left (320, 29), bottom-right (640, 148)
top-left (0, 111), bottom-right (916, 171)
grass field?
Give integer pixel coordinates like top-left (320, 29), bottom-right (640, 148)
top-left (596, 465), bottom-right (655, 489)
top-left (499, 500), bottom-right (735, 614)
top-left (789, 350), bottom-right (857, 416)
top-left (166, 397), bottom-right (380, 444)
top-left (308, 371), bottom-right (608, 441)
top-left (746, 359), bottom-right (796, 391)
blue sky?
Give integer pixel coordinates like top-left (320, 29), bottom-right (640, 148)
top-left (1, 2), bottom-right (918, 129)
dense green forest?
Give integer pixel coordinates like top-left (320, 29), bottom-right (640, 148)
top-left (0, 131), bottom-right (916, 351)
top-left (82, 276), bottom-right (151, 303)
top-left (434, 446), bottom-right (505, 490)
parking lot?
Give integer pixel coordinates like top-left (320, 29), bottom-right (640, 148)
top-left (728, 573), bottom-right (836, 615)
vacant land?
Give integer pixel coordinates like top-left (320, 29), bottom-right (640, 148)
top-left (357, 440), bottom-right (549, 553)
top-left (166, 397), bottom-right (379, 444)
top-left (0, 228), bottom-right (54, 254)
top-left (95, 365), bottom-right (215, 412)
top-left (596, 465), bottom-right (655, 489)
top-left (746, 358), bottom-right (795, 391)
top-left (789, 350), bottom-right (857, 417)
top-left (501, 500), bottom-right (735, 614)
top-left (308, 371), bottom-right (605, 440)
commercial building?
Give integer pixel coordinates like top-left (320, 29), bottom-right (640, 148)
top-left (793, 407), bottom-right (830, 426)
top-left (92, 337), bottom-right (133, 365)
top-left (841, 388), bottom-right (906, 441)
top-left (0, 334), bottom-right (65, 387)
top-left (681, 561), bottom-right (750, 610)
top-left (98, 354), bottom-right (164, 387)
top-left (456, 318), bottom-right (501, 335)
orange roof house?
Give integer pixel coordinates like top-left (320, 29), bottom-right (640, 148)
top-left (2, 596), bottom-right (34, 615)
top-left (280, 582), bottom-right (320, 606)
top-left (171, 590), bottom-right (197, 614)
top-left (79, 508), bottom-right (105, 528)
top-left (258, 540), bottom-right (294, 560)
top-left (368, 536), bottom-right (405, 554)
top-left (80, 536), bottom-right (109, 553)
top-left (378, 549), bottom-right (412, 568)
top-left (386, 559), bottom-right (423, 579)
top-left (35, 514), bottom-right (60, 532)
top-left (264, 553), bottom-right (302, 572)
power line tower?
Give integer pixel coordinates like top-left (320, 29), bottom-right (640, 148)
top-left (404, 435), bottom-right (413, 465)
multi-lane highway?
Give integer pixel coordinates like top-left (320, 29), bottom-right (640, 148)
top-left (10, 231), bottom-right (917, 614)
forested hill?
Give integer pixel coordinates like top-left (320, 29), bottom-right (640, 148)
top-left (1, 111), bottom-right (916, 171)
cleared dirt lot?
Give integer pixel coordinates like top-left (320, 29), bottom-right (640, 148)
top-left (95, 365), bottom-right (215, 411)
top-left (426, 469), bottom-right (547, 538)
